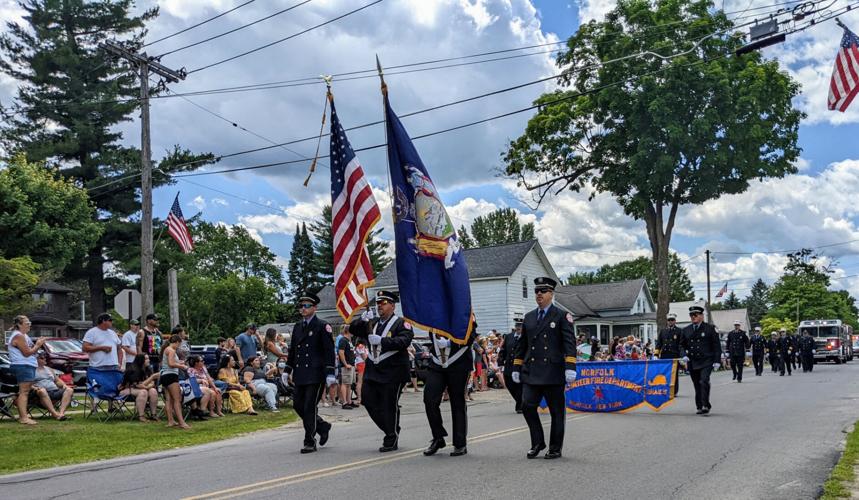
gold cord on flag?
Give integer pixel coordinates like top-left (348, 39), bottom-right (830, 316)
top-left (304, 75), bottom-right (333, 187)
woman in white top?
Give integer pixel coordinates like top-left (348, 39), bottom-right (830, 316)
top-left (6, 315), bottom-right (46, 425)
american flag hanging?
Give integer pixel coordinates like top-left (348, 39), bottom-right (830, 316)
top-left (329, 98), bottom-right (381, 322)
top-left (828, 25), bottom-right (859, 112)
top-left (715, 282), bottom-right (728, 299)
top-left (167, 194), bottom-right (195, 253)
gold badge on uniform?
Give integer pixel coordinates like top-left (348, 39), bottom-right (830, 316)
top-left (550, 322), bottom-right (556, 328)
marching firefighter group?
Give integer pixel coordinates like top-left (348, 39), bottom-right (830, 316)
top-left (656, 310), bottom-right (819, 415)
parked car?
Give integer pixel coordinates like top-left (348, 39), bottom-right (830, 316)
top-left (41, 338), bottom-right (88, 387)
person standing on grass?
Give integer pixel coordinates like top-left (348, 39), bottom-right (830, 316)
top-left (120, 319), bottom-right (141, 371)
top-left (139, 313), bottom-right (162, 372)
top-left (6, 315), bottom-right (46, 425)
top-left (83, 313), bottom-right (121, 370)
top-left (161, 334), bottom-right (190, 430)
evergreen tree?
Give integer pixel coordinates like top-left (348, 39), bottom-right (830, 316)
top-left (721, 291), bottom-right (742, 309)
top-left (743, 279), bottom-right (770, 326)
top-left (308, 205), bottom-right (391, 285)
top-left (457, 225), bottom-right (475, 249)
top-left (0, 0), bottom-right (212, 319)
top-left (287, 223), bottom-right (319, 300)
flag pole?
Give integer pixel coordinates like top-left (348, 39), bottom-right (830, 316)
top-left (376, 54), bottom-right (395, 325)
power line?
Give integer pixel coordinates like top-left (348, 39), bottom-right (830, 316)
top-left (710, 238), bottom-right (859, 255)
top-left (144, 0), bottom-right (258, 47)
top-left (187, 0), bottom-right (386, 74)
top-left (156, 0), bottom-right (315, 58)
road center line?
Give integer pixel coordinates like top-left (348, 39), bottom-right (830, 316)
top-left (185, 415), bottom-right (592, 500)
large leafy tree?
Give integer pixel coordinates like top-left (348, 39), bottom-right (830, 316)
top-left (0, 256), bottom-right (41, 319)
top-left (743, 278), bottom-right (770, 326)
top-left (462, 208), bottom-right (535, 248)
top-left (0, 0), bottom-right (212, 319)
top-left (765, 250), bottom-right (858, 327)
top-left (308, 205), bottom-right (391, 286)
top-left (566, 253), bottom-right (694, 302)
top-left (0, 155), bottom-right (100, 272)
top-left (504, 0), bottom-right (802, 327)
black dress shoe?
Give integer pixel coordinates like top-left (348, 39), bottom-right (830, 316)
top-left (526, 443), bottom-right (546, 459)
top-left (318, 425), bottom-right (330, 446)
top-left (516, 409), bottom-right (523, 414)
top-left (379, 444), bottom-right (398, 453)
top-left (696, 408), bottom-right (705, 414)
top-left (423, 438), bottom-right (446, 456)
top-left (450, 446), bottom-right (467, 457)
top-left (544, 450), bottom-right (562, 460)
top-left (300, 444), bottom-right (317, 454)
top-left (701, 407), bottom-right (710, 414)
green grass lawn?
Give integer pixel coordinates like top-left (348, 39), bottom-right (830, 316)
top-left (0, 409), bottom-right (296, 475)
top-left (822, 421), bottom-right (859, 499)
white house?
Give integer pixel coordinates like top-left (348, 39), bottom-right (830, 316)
top-left (554, 280), bottom-right (657, 345)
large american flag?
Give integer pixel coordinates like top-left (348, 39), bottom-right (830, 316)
top-left (329, 99), bottom-right (381, 321)
top-left (828, 26), bottom-right (859, 112)
top-left (167, 194), bottom-right (195, 253)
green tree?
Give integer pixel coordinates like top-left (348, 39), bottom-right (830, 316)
top-left (759, 317), bottom-right (796, 338)
top-left (457, 225), bottom-right (475, 249)
top-left (307, 205), bottom-right (391, 286)
top-left (720, 290), bottom-right (742, 309)
top-left (503, 0), bottom-right (802, 328)
top-left (0, 0), bottom-right (212, 319)
top-left (468, 208), bottom-right (535, 247)
top-left (0, 256), bottom-right (41, 319)
top-left (743, 279), bottom-right (770, 326)
top-left (287, 223), bottom-right (319, 300)
top-left (566, 253), bottom-right (693, 302)
top-left (0, 155), bottom-right (101, 272)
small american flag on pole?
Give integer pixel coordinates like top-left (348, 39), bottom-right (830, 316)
top-left (167, 193), bottom-right (194, 253)
top-left (715, 282), bottom-right (728, 299)
top-left (828, 25), bottom-right (859, 112)
top-left (329, 97), bottom-right (381, 322)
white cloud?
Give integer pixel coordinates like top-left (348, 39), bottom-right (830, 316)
top-left (211, 197), bottom-right (229, 206)
top-left (189, 195), bottom-right (206, 210)
top-left (237, 197), bottom-right (327, 236)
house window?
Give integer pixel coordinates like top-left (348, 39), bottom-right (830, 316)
top-left (522, 276), bottom-right (528, 298)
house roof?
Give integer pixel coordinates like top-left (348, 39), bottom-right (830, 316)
top-left (668, 300), bottom-right (710, 325)
top-left (556, 279), bottom-right (647, 312)
top-left (373, 239), bottom-right (548, 288)
top-left (710, 308), bottom-right (751, 333)
top-left (35, 281), bottom-right (73, 293)
top-left (552, 290), bottom-right (597, 317)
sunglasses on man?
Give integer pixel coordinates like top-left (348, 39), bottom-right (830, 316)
top-left (299, 303), bottom-right (315, 309)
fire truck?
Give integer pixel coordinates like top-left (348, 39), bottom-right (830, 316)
top-left (798, 319), bottom-right (854, 364)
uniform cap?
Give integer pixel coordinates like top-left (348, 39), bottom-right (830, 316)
top-left (755, 326), bottom-right (761, 331)
top-left (533, 276), bottom-right (557, 291)
top-left (375, 290), bottom-right (399, 303)
top-left (688, 305), bottom-right (705, 314)
top-left (667, 313), bottom-right (677, 320)
top-left (734, 321), bottom-right (741, 326)
top-left (298, 292), bottom-right (320, 305)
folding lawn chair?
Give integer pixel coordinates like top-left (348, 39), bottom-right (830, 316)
top-left (0, 383), bottom-right (17, 420)
top-left (84, 367), bottom-right (132, 422)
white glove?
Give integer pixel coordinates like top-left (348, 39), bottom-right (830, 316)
top-left (713, 363), bottom-right (721, 370)
top-left (812, 349), bottom-right (816, 354)
top-left (434, 337), bottom-right (450, 349)
top-left (326, 375), bottom-right (337, 386)
top-left (682, 356), bottom-right (690, 363)
top-left (368, 334), bottom-right (382, 346)
top-left (565, 369), bottom-right (576, 384)
top-left (511, 372), bottom-right (520, 383)
top-left (745, 352), bottom-right (751, 357)
top-left (361, 309), bottom-right (377, 322)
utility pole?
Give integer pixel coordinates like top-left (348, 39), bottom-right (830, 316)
top-left (101, 41), bottom-right (185, 318)
top-left (705, 249), bottom-right (711, 306)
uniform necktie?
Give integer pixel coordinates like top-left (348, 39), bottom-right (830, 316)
top-left (538, 309), bottom-right (545, 322)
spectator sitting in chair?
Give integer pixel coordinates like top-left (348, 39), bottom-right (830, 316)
top-left (188, 355), bottom-right (224, 417)
top-left (217, 355), bottom-right (257, 415)
top-left (120, 354), bottom-right (160, 422)
top-left (32, 351), bottom-right (73, 420)
top-left (241, 356), bottom-right (280, 412)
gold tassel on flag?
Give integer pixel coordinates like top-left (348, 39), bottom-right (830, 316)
top-left (304, 75), bottom-right (333, 187)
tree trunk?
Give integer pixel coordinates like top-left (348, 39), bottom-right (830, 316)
top-left (644, 201), bottom-right (679, 330)
top-left (86, 245), bottom-right (106, 322)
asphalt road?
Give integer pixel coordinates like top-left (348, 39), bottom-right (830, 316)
top-left (2, 362), bottom-right (858, 500)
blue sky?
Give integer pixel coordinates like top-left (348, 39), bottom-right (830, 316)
top-left (2, 0), bottom-right (855, 302)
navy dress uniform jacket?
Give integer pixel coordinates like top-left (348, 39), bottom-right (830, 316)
top-left (725, 330), bottom-right (750, 356)
top-left (750, 334), bottom-right (767, 354)
top-left (512, 304), bottom-right (576, 385)
top-left (498, 331), bottom-right (521, 373)
top-left (656, 326), bottom-right (683, 358)
top-left (363, 315), bottom-right (414, 384)
top-left (285, 316), bottom-right (335, 386)
top-left (679, 322), bottom-right (722, 370)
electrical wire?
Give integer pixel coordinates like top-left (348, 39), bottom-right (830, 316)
top-left (187, 0), bottom-right (386, 74)
top-left (156, 0), bottom-right (315, 57)
top-left (144, 0), bottom-right (258, 47)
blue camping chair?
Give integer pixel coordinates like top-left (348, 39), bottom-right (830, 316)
top-left (84, 368), bottom-right (132, 422)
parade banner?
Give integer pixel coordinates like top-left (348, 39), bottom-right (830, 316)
top-left (562, 360), bottom-right (677, 412)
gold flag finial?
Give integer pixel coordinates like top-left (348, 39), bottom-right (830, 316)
top-left (376, 54), bottom-right (387, 96)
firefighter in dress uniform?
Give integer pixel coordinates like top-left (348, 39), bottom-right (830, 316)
top-left (750, 326), bottom-right (767, 376)
top-left (680, 305), bottom-right (722, 415)
top-left (422, 319), bottom-right (475, 457)
top-left (656, 313), bottom-right (683, 396)
top-left (725, 321), bottom-right (750, 383)
top-left (362, 290), bottom-right (414, 452)
top-left (768, 332), bottom-right (781, 373)
top-left (511, 277), bottom-right (576, 460)
top-left (498, 322), bottom-right (524, 413)
top-left (799, 329), bottom-right (817, 372)
top-left (777, 328), bottom-right (792, 376)
top-left (284, 292), bottom-right (336, 454)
